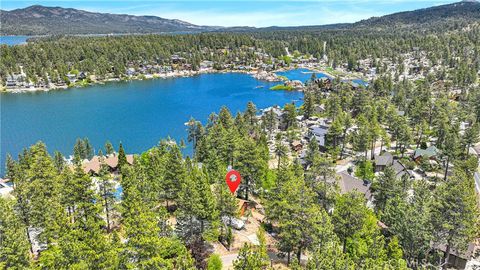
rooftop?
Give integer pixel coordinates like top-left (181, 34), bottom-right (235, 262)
top-left (337, 171), bottom-right (372, 200)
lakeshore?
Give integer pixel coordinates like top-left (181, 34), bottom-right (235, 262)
top-left (1, 63), bottom-right (364, 94)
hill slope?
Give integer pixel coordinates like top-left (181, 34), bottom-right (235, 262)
top-left (352, 1), bottom-right (480, 29)
top-left (215, 1), bottom-right (480, 33)
top-left (0, 5), bottom-right (217, 35)
top-left (1, 1), bottom-right (479, 35)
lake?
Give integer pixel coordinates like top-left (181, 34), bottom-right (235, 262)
top-left (0, 69), bottom-right (318, 174)
top-left (0, 36), bottom-right (30, 46)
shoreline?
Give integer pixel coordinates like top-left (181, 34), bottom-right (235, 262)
top-left (1, 64), bottom-right (361, 94)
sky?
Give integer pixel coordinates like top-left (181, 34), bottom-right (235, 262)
top-left (1, 0), bottom-right (459, 27)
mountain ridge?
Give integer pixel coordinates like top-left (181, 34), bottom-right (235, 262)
top-left (0, 5), bottom-right (220, 35)
top-left (1, 1), bottom-right (480, 35)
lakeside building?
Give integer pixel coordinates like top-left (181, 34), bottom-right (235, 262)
top-left (83, 153), bottom-right (134, 175)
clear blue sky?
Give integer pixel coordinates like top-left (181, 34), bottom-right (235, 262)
top-left (1, 0), bottom-right (459, 27)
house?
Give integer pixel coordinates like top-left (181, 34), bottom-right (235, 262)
top-left (78, 72), bottom-right (87, 80)
top-left (413, 146), bottom-right (439, 162)
top-left (432, 242), bottom-right (477, 270)
top-left (392, 160), bottom-right (413, 180)
top-left (261, 106), bottom-right (284, 129)
top-left (336, 171), bottom-right (373, 202)
top-left (6, 76), bottom-right (17, 87)
top-left (66, 73), bottom-right (77, 83)
top-left (314, 104), bottom-right (325, 114)
top-left (83, 156), bottom-right (102, 175)
top-left (199, 60), bottom-right (214, 70)
top-left (171, 54), bottom-right (186, 64)
top-left (291, 140), bottom-right (303, 152)
top-left (83, 154), bottom-right (134, 175)
top-left (5, 74), bottom-right (25, 88)
top-left (126, 68), bottom-right (136, 76)
top-left (374, 152), bottom-right (394, 172)
top-left (308, 124), bottom-right (329, 150)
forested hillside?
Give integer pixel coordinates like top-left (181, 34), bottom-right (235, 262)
top-left (0, 5), bottom-right (215, 35)
top-left (353, 0), bottom-right (480, 30)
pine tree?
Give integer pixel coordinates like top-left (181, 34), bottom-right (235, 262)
top-left (53, 151), bottom-right (65, 173)
top-left (235, 137), bottom-right (266, 200)
top-left (98, 157), bottom-right (116, 232)
top-left (22, 142), bottom-right (65, 246)
top-left (463, 121), bottom-right (479, 155)
top-left (305, 152), bottom-right (337, 210)
top-left (83, 137), bottom-right (94, 159)
top-left (161, 143), bottom-right (186, 208)
top-left (233, 243), bottom-right (269, 270)
top-left (176, 162), bottom-right (218, 242)
top-left (0, 198), bottom-right (32, 270)
top-left (332, 192), bottom-right (369, 253)
top-left (207, 254), bottom-right (223, 270)
top-left (283, 103), bottom-right (297, 129)
top-left (121, 165), bottom-right (194, 269)
top-left (105, 140), bottom-right (115, 155)
top-left (244, 101), bottom-right (258, 127)
top-left (381, 181), bottom-right (433, 266)
top-left (117, 142), bottom-right (127, 172)
top-left (303, 91), bottom-right (315, 119)
top-left (306, 240), bottom-right (355, 270)
top-left (266, 165), bottom-right (335, 264)
top-left (186, 117), bottom-right (205, 152)
top-left (74, 138), bottom-right (86, 160)
top-left (371, 166), bottom-right (406, 213)
top-left (430, 169), bottom-right (480, 269)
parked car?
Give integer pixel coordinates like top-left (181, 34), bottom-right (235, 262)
top-left (221, 216), bottom-right (245, 230)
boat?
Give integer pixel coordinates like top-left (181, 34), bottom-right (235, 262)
top-left (254, 85), bottom-right (264, 89)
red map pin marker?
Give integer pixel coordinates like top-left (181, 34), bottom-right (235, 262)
top-left (225, 170), bottom-right (241, 194)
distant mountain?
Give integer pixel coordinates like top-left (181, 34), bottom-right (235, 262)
top-left (0, 5), bottom-right (219, 35)
top-left (1, 1), bottom-right (479, 36)
top-left (352, 0), bottom-right (480, 29)
top-left (219, 1), bottom-right (480, 33)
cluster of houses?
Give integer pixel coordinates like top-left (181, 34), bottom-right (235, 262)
top-left (0, 153), bottom-right (134, 200)
top-left (257, 102), bottom-right (480, 269)
top-left (355, 49), bottom-right (443, 82)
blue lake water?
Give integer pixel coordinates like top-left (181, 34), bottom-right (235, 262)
top-left (0, 36), bottom-right (30, 46)
top-left (352, 78), bottom-right (369, 87)
top-left (276, 68), bottom-right (329, 83)
top-left (1, 70), bottom-right (309, 174)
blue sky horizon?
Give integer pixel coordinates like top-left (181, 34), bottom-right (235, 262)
top-left (1, 0), bottom-right (459, 27)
